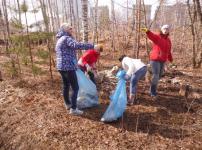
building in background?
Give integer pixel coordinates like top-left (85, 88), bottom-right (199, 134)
top-left (153, 3), bottom-right (188, 29)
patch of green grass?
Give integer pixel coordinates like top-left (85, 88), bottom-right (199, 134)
top-left (3, 61), bottom-right (18, 77)
top-left (36, 49), bottom-right (49, 59)
top-left (35, 60), bottom-right (48, 65)
top-left (32, 65), bottom-right (46, 75)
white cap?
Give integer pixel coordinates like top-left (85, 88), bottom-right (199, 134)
top-left (60, 23), bottom-right (72, 31)
top-left (161, 24), bottom-right (170, 30)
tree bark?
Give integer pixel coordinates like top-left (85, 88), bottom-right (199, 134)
top-left (194, 0), bottom-right (202, 25)
top-left (82, 0), bottom-right (89, 42)
top-left (39, 0), bottom-right (53, 80)
top-left (111, 0), bottom-right (115, 56)
top-left (187, 0), bottom-right (197, 68)
top-left (93, 0), bottom-right (98, 43)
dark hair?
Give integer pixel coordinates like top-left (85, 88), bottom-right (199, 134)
top-left (119, 55), bottom-right (126, 62)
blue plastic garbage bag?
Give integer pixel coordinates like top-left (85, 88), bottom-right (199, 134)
top-left (101, 70), bottom-right (127, 122)
top-left (116, 69), bottom-right (126, 79)
top-left (76, 69), bottom-right (99, 109)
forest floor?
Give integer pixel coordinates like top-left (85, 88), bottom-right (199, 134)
top-left (0, 50), bottom-right (202, 150)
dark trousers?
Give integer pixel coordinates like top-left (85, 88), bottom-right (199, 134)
top-left (130, 66), bottom-right (147, 95)
top-left (87, 71), bottom-right (96, 85)
top-left (59, 70), bottom-right (79, 109)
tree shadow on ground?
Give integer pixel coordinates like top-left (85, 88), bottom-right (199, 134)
top-left (138, 94), bottom-right (188, 114)
top-left (83, 103), bottom-right (189, 140)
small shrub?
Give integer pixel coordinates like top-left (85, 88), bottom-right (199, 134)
top-left (32, 65), bottom-right (43, 75)
top-left (36, 49), bottom-right (49, 59)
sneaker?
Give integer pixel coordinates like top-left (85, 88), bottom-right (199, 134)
top-left (151, 95), bottom-right (158, 101)
top-left (65, 104), bottom-right (71, 110)
top-left (69, 108), bottom-right (83, 115)
top-left (101, 118), bottom-right (105, 122)
top-left (134, 99), bottom-right (139, 104)
top-left (127, 101), bottom-right (134, 106)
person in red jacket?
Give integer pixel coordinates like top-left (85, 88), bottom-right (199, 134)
top-left (78, 46), bottom-right (103, 84)
top-left (142, 24), bottom-right (173, 99)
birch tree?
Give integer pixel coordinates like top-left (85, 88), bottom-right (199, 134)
top-left (111, 0), bottom-right (115, 55)
top-left (2, 0), bottom-right (17, 77)
top-left (82, 0), bottom-right (89, 42)
top-left (93, 0), bottom-right (98, 43)
top-left (187, 0), bottom-right (202, 68)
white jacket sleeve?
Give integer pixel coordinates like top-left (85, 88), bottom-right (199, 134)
top-left (126, 64), bottom-right (135, 77)
top-left (122, 57), bottom-right (135, 77)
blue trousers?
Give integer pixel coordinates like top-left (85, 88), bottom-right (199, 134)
top-left (150, 61), bottom-right (165, 96)
top-left (59, 70), bottom-right (79, 109)
top-left (130, 66), bottom-right (147, 95)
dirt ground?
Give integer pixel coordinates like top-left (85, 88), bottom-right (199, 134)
top-left (0, 51), bottom-right (202, 150)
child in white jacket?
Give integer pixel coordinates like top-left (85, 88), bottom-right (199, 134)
top-left (119, 55), bottom-right (147, 105)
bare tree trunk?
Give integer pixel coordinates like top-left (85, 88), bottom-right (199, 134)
top-left (93, 0), bottom-right (98, 43)
top-left (114, 13), bottom-right (120, 54)
top-left (16, 0), bottom-right (22, 24)
top-left (193, 0), bottom-right (202, 67)
top-left (127, 0), bottom-right (129, 24)
top-left (2, 0), bottom-right (10, 54)
top-left (2, 0), bottom-right (17, 77)
top-left (68, 0), bottom-right (73, 26)
top-left (15, 0), bottom-right (22, 76)
top-left (31, 0), bottom-right (41, 45)
top-left (72, 1), bottom-right (78, 40)
top-left (123, 4), bottom-right (136, 50)
top-left (82, 0), bottom-right (89, 42)
top-left (61, 0), bottom-right (65, 22)
top-left (47, 0), bottom-right (55, 32)
top-left (142, 0), bottom-right (150, 60)
top-left (136, 0), bottom-right (141, 58)
top-left (55, 0), bottom-right (60, 29)
top-left (62, 0), bottom-right (68, 23)
top-left (111, 0), bottom-right (115, 57)
top-left (133, 0), bottom-right (141, 58)
top-left (24, 11), bottom-right (34, 73)
top-left (39, 0), bottom-right (53, 80)
top-left (187, 0), bottom-right (197, 68)
top-left (75, 0), bottom-right (81, 41)
top-left (180, 26), bottom-right (185, 52)
top-left (194, 0), bottom-right (202, 25)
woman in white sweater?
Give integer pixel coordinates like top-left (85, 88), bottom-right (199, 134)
top-left (119, 55), bottom-right (147, 105)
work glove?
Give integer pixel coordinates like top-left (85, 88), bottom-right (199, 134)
top-left (85, 64), bottom-right (92, 72)
top-left (141, 27), bottom-right (149, 33)
top-left (93, 71), bottom-right (98, 78)
top-left (124, 74), bottom-right (131, 81)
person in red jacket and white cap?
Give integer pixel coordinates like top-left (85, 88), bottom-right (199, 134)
top-left (141, 24), bottom-right (173, 99)
top-left (78, 45), bottom-right (103, 84)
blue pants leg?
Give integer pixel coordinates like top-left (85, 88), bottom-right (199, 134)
top-left (150, 61), bottom-right (165, 96)
top-left (130, 66), bottom-right (147, 95)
